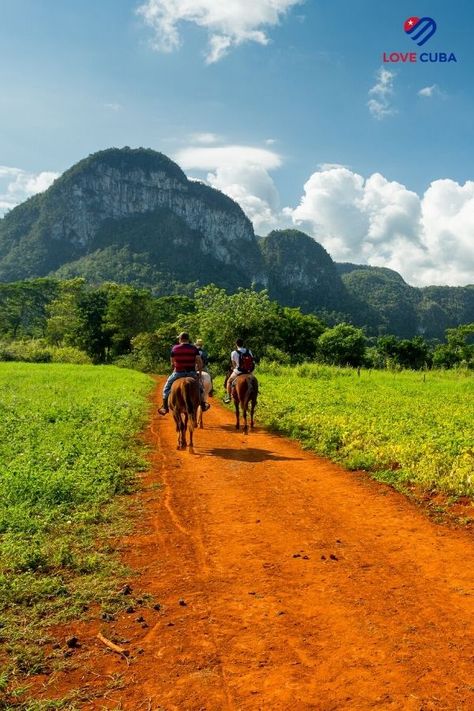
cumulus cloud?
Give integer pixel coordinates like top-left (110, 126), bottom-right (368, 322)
top-left (368, 67), bottom-right (396, 119)
top-left (286, 165), bottom-right (473, 286)
top-left (0, 167), bottom-right (58, 216)
top-left (175, 144), bottom-right (283, 233)
top-left (136, 0), bottom-right (304, 63)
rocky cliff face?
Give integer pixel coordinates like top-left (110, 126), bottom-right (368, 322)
top-left (0, 148), bottom-right (264, 283)
top-left (260, 229), bottom-right (350, 313)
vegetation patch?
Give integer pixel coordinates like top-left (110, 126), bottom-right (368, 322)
top-left (254, 364), bottom-right (474, 498)
top-left (0, 363), bottom-right (153, 700)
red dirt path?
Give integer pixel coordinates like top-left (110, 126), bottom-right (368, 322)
top-left (35, 384), bottom-right (474, 709)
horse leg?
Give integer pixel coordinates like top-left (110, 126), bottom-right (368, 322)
top-left (197, 405), bottom-right (203, 429)
top-left (243, 401), bottom-right (249, 435)
top-left (175, 416), bottom-right (182, 450)
top-left (182, 413), bottom-right (188, 449)
top-left (234, 400), bottom-right (240, 430)
top-left (250, 398), bottom-right (256, 430)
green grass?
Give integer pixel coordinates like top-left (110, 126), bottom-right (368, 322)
top-left (0, 363), bottom-right (153, 699)
top-left (254, 363), bottom-right (474, 497)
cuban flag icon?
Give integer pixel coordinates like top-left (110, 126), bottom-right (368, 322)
top-left (404, 16), bottom-right (437, 46)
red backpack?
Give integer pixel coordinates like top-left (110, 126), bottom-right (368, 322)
top-left (238, 348), bottom-right (255, 373)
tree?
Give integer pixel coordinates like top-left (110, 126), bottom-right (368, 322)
top-left (317, 323), bottom-right (366, 367)
top-left (433, 323), bottom-right (474, 368)
top-left (0, 279), bottom-right (59, 339)
top-left (104, 285), bottom-right (159, 355)
top-left (187, 285), bottom-right (284, 369)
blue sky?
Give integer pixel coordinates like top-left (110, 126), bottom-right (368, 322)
top-left (0, 0), bottom-right (473, 285)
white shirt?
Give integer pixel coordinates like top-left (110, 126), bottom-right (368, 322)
top-left (231, 347), bottom-right (253, 372)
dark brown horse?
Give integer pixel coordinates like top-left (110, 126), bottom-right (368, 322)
top-left (169, 377), bottom-right (200, 450)
top-left (232, 374), bottom-right (258, 434)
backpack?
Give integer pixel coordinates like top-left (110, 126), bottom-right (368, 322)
top-left (238, 348), bottom-right (255, 373)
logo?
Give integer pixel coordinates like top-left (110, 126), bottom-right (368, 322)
top-left (404, 17), bottom-right (437, 46)
top-left (381, 16), bottom-right (458, 64)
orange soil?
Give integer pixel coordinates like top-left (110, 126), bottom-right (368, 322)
top-left (33, 383), bottom-right (474, 710)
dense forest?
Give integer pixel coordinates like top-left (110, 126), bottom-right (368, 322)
top-left (1, 278), bottom-right (473, 372)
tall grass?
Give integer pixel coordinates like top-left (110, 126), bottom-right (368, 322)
top-left (0, 363), bottom-right (153, 687)
top-left (256, 363), bottom-right (474, 496)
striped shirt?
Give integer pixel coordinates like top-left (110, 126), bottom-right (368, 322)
top-left (171, 343), bottom-right (199, 372)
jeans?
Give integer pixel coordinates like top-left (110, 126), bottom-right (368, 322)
top-left (163, 371), bottom-right (198, 398)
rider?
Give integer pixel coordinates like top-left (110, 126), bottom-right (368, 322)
top-left (223, 338), bottom-right (255, 403)
top-left (158, 332), bottom-right (210, 415)
top-left (195, 338), bottom-right (213, 396)
top-left (194, 339), bottom-right (209, 368)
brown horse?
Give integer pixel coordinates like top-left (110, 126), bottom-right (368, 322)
top-left (232, 374), bottom-right (258, 434)
top-left (169, 377), bottom-right (200, 450)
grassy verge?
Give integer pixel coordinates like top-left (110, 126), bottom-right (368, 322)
top-left (246, 364), bottom-right (473, 497)
top-left (0, 363), bottom-right (154, 705)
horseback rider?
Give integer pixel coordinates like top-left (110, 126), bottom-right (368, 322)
top-left (158, 332), bottom-right (210, 416)
top-left (194, 339), bottom-right (209, 368)
top-left (195, 338), bottom-right (214, 396)
top-left (223, 338), bottom-right (255, 403)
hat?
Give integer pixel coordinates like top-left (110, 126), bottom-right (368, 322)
top-left (195, 339), bottom-right (203, 347)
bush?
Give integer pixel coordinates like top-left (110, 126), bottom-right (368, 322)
top-left (0, 340), bottom-right (91, 365)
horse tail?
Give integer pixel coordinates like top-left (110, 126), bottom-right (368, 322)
top-left (185, 381), bottom-right (197, 428)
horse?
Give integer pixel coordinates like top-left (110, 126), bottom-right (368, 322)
top-left (232, 374), bottom-right (258, 434)
top-left (197, 371), bottom-right (212, 429)
top-left (168, 376), bottom-right (200, 450)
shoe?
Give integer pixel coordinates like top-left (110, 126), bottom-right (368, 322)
top-left (223, 395), bottom-right (231, 404)
top-left (201, 402), bottom-right (210, 412)
top-left (158, 407), bottom-right (168, 416)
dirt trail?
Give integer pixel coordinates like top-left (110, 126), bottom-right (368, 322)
top-left (38, 383), bottom-right (474, 710)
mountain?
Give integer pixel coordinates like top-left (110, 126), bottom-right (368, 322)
top-left (0, 147), bottom-right (472, 338)
top-left (0, 147), bottom-right (264, 290)
top-left (260, 229), bottom-right (348, 313)
top-left (337, 264), bottom-right (474, 339)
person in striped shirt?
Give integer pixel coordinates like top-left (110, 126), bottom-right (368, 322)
top-left (158, 332), bottom-right (210, 415)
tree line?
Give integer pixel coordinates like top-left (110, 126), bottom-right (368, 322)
top-left (0, 278), bottom-right (473, 371)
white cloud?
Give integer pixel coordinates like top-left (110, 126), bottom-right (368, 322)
top-left (189, 132), bottom-right (222, 144)
top-left (368, 67), bottom-right (396, 119)
top-left (175, 144), bottom-right (283, 233)
top-left (0, 167), bottom-right (58, 216)
top-left (136, 0), bottom-right (304, 63)
top-left (418, 84), bottom-right (442, 98)
top-left (286, 165), bottom-right (473, 286)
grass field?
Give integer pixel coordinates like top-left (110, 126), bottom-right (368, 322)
top-left (253, 364), bottom-right (474, 498)
top-left (0, 363), bottom-right (153, 701)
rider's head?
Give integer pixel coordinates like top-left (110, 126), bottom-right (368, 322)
top-left (195, 338), bottom-right (203, 347)
top-left (236, 338), bottom-right (244, 348)
top-left (178, 332), bottom-right (190, 343)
